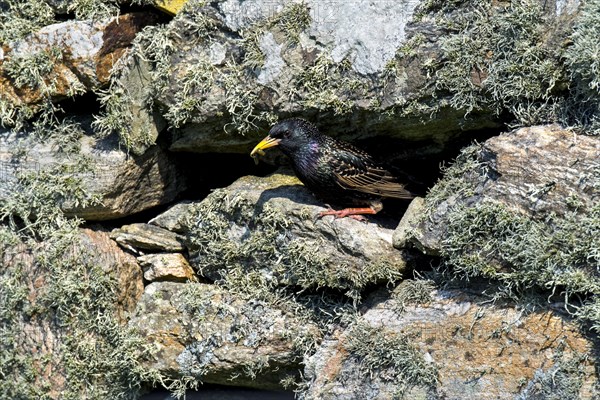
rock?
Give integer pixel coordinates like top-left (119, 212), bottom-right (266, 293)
top-left (392, 196), bottom-right (425, 250)
top-left (129, 281), bottom-right (321, 389)
top-left (301, 280), bottom-right (598, 399)
top-left (0, 13), bottom-right (158, 107)
top-left (110, 223), bottom-right (186, 253)
top-left (138, 253), bottom-right (196, 282)
top-left (412, 125), bottom-right (600, 253)
top-left (154, 0), bottom-right (189, 15)
top-left (0, 227), bottom-right (144, 398)
top-left (149, 201), bottom-right (195, 233)
top-left (180, 171), bottom-right (408, 299)
top-left (102, 0), bottom-right (583, 157)
top-left (79, 228), bottom-right (144, 319)
top-left (0, 126), bottom-right (187, 221)
top-left (125, 0), bottom-right (506, 156)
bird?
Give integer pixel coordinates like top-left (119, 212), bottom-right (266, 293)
top-left (250, 118), bottom-right (414, 220)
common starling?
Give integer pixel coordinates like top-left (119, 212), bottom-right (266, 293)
top-left (250, 118), bottom-right (414, 219)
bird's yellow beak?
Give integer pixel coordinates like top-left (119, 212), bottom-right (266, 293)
top-left (250, 135), bottom-right (281, 157)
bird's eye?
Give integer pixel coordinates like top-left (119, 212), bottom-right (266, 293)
top-left (283, 130), bottom-right (291, 138)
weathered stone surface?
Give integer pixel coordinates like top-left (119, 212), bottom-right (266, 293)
top-left (138, 253), bottom-right (196, 282)
top-left (106, 0), bottom-right (579, 157)
top-left (111, 223), bottom-right (186, 253)
top-left (79, 228), bottom-right (144, 319)
top-left (302, 281), bottom-right (598, 400)
top-left (129, 281), bottom-right (321, 389)
top-left (0, 13), bottom-right (157, 106)
top-left (0, 127), bottom-right (187, 221)
top-left (392, 196), bottom-right (425, 250)
top-left (149, 201), bottom-right (194, 233)
top-left (142, 0), bottom-right (505, 155)
top-left (411, 125), bottom-right (600, 254)
top-left (0, 227), bottom-right (144, 397)
top-left (179, 171), bottom-right (408, 297)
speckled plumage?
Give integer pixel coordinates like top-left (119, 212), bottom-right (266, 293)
top-left (251, 118), bottom-right (413, 214)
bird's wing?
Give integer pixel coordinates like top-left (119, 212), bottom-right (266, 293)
top-left (330, 145), bottom-right (414, 199)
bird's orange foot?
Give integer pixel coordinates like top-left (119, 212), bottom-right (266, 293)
top-left (318, 206), bottom-right (377, 221)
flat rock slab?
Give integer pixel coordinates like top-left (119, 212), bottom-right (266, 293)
top-left (129, 281), bottom-right (321, 389)
top-left (302, 281), bottom-right (598, 399)
top-left (138, 253), bottom-right (196, 282)
top-left (179, 171), bottom-right (408, 298)
top-left (111, 223), bottom-right (186, 253)
top-left (0, 129), bottom-right (187, 221)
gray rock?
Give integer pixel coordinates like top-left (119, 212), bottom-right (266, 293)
top-left (179, 170), bottom-right (408, 299)
top-left (301, 280), bottom-right (598, 399)
top-left (0, 128), bottom-right (186, 221)
top-left (411, 125), bottom-right (600, 254)
top-left (138, 253), bottom-right (196, 282)
top-left (149, 201), bottom-right (195, 233)
top-left (392, 196), bottom-right (425, 250)
top-left (129, 281), bottom-right (321, 389)
top-left (111, 223), bottom-right (186, 253)
top-left (132, 0), bottom-right (505, 155)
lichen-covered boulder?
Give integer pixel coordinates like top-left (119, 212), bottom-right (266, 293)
top-left (128, 281), bottom-right (321, 389)
top-left (176, 171), bottom-right (409, 300)
top-left (0, 126), bottom-right (187, 221)
top-left (0, 227), bottom-right (145, 399)
top-left (301, 280), bottom-right (598, 400)
top-left (406, 124), bottom-right (600, 334)
top-left (96, 0), bottom-right (593, 157)
top-left (0, 13), bottom-right (157, 107)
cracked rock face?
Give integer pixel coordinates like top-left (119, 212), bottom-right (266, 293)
top-left (0, 127), bottom-right (187, 221)
top-left (302, 281), bottom-right (598, 400)
top-left (176, 171), bottom-right (409, 299)
top-left (128, 281), bottom-right (321, 390)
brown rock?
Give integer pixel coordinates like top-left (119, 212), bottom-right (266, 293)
top-left (302, 281), bottom-right (598, 399)
top-left (129, 281), bottom-right (322, 389)
top-left (79, 228), bottom-right (144, 318)
top-left (0, 13), bottom-right (158, 107)
top-left (0, 227), bottom-right (144, 397)
top-left (111, 223), bottom-right (186, 253)
top-left (138, 253), bottom-right (196, 282)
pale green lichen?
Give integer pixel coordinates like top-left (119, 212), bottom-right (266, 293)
top-left (0, 0), bottom-right (55, 43)
top-left (345, 320), bottom-right (438, 398)
top-left (185, 189), bottom-right (402, 302)
top-left (392, 279), bottom-right (435, 314)
top-left (0, 130), bottom-right (160, 398)
top-left (435, 0), bottom-right (563, 125)
top-left (294, 54), bottom-right (364, 115)
top-left (516, 345), bottom-right (595, 400)
top-left (563, 0), bottom-right (600, 135)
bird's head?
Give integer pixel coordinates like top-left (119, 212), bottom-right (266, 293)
top-left (250, 118), bottom-right (318, 158)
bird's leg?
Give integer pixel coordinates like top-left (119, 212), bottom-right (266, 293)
top-left (318, 206), bottom-right (378, 221)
